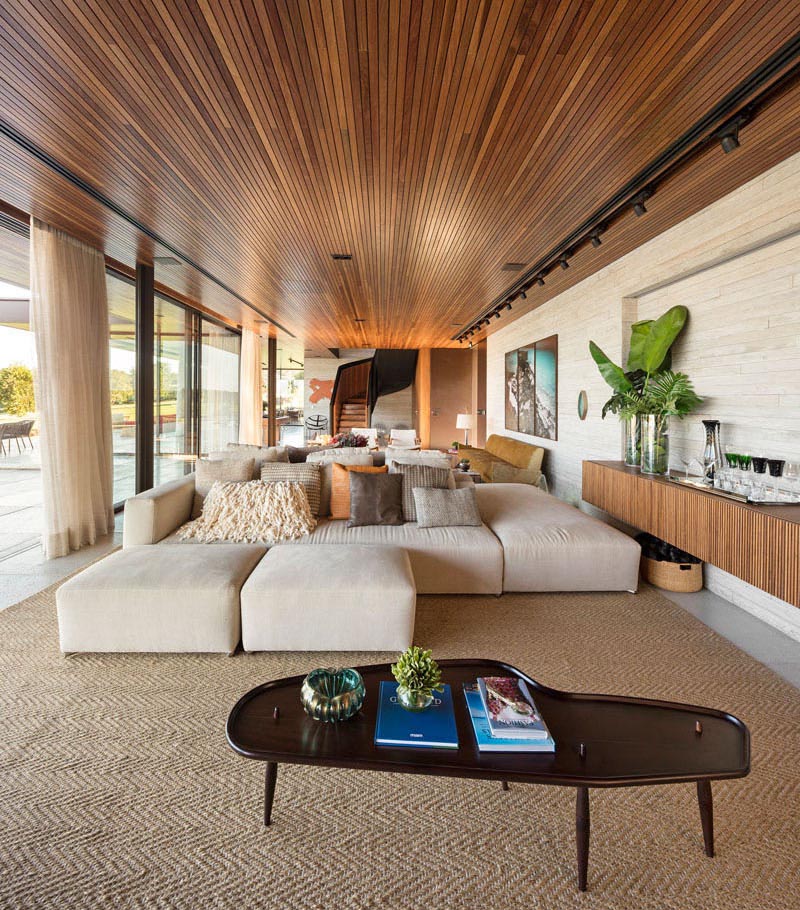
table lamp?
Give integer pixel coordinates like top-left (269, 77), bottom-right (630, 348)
top-left (456, 413), bottom-right (473, 446)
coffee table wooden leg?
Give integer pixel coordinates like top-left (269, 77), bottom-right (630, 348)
top-left (576, 786), bottom-right (590, 892)
top-left (501, 781), bottom-right (509, 791)
top-left (696, 780), bottom-right (714, 857)
top-left (264, 762), bottom-right (278, 827)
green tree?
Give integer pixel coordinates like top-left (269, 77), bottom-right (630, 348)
top-left (110, 368), bottom-right (135, 406)
top-left (0, 364), bottom-right (36, 416)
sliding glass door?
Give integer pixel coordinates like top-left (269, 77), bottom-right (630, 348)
top-left (107, 271), bottom-right (137, 504)
top-left (153, 296), bottom-right (241, 484)
top-left (199, 319), bottom-right (240, 455)
top-left (153, 296), bottom-right (196, 486)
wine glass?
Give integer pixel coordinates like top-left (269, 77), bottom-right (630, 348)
top-left (677, 453), bottom-right (694, 480)
top-left (737, 451), bottom-right (752, 495)
top-left (767, 459), bottom-right (785, 500)
top-left (784, 462), bottom-right (800, 502)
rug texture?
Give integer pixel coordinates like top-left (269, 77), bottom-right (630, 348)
top-left (0, 581), bottom-right (798, 909)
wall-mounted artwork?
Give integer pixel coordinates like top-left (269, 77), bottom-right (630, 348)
top-left (504, 335), bottom-right (558, 440)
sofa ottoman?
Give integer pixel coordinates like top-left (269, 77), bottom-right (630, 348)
top-left (56, 544), bottom-right (266, 653)
top-left (241, 544), bottom-right (416, 651)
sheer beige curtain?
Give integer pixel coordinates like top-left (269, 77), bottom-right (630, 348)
top-left (30, 219), bottom-right (114, 558)
top-left (238, 329), bottom-right (262, 445)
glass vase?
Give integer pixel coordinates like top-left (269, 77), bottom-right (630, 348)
top-left (623, 415), bottom-right (641, 467)
top-left (396, 686), bottom-right (433, 712)
top-left (640, 414), bottom-right (669, 475)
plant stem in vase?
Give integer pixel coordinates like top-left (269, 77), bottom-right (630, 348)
top-left (641, 414), bottom-right (669, 475)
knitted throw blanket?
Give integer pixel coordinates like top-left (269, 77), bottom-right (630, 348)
top-left (178, 480), bottom-right (316, 544)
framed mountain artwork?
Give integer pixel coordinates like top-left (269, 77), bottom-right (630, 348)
top-left (503, 335), bottom-right (558, 440)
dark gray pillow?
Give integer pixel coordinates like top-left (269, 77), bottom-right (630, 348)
top-left (413, 487), bottom-right (482, 528)
top-left (389, 462), bottom-right (452, 521)
top-left (347, 472), bottom-right (404, 527)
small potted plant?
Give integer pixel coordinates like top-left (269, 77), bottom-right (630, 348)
top-left (391, 646), bottom-right (444, 712)
top-left (457, 457), bottom-right (471, 473)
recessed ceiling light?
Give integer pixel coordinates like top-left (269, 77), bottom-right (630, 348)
top-left (332, 253), bottom-right (352, 261)
top-left (154, 256), bottom-right (180, 266)
top-left (354, 318), bottom-right (366, 323)
top-left (500, 261), bottom-right (526, 272)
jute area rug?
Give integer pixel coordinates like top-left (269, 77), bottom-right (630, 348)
top-left (1, 580), bottom-right (798, 910)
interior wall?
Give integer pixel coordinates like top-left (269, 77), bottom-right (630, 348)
top-left (471, 341), bottom-right (487, 447)
top-left (372, 387), bottom-right (413, 434)
top-left (429, 348), bottom-right (473, 449)
top-left (486, 149), bottom-right (800, 639)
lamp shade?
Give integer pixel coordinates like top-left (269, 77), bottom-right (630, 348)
top-left (456, 413), bottom-right (473, 430)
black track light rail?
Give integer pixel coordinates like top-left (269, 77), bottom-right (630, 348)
top-left (0, 118), bottom-right (295, 337)
top-left (454, 30), bottom-right (800, 342)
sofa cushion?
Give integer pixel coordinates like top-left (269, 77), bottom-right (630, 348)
top-left (413, 487), bottom-right (482, 528)
top-left (306, 449), bottom-right (374, 516)
top-left (123, 474), bottom-right (195, 547)
top-left (389, 462), bottom-right (452, 521)
top-left (193, 457), bottom-right (254, 518)
top-left (348, 472), bottom-right (404, 527)
top-left (474, 483), bottom-right (640, 593)
top-left (485, 434), bottom-right (544, 472)
top-left (282, 518), bottom-right (503, 595)
top-left (330, 462), bottom-right (388, 519)
top-left (260, 462), bottom-right (321, 517)
top-left (240, 545), bottom-right (415, 651)
top-left (224, 442), bottom-right (289, 476)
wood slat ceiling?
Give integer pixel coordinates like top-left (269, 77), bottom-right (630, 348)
top-left (1, 0), bottom-right (799, 348)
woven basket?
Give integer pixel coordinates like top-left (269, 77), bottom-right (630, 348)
top-left (641, 555), bottom-right (703, 593)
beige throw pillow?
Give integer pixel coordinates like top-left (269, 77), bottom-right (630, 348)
top-left (224, 443), bottom-right (289, 478)
top-left (260, 462), bottom-right (322, 517)
top-left (179, 480), bottom-right (315, 543)
top-left (192, 457), bottom-right (255, 519)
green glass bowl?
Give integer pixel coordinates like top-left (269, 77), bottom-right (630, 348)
top-left (301, 668), bottom-right (365, 723)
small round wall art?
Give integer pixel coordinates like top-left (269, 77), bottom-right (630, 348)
top-left (577, 390), bottom-right (588, 420)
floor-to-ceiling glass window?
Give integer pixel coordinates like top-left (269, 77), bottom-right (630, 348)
top-left (199, 318), bottom-right (240, 455)
top-left (153, 295), bottom-right (197, 486)
top-left (107, 271), bottom-right (137, 504)
top-left (0, 217), bottom-right (39, 560)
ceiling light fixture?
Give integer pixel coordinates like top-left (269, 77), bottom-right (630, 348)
top-left (331, 253), bottom-right (352, 261)
top-left (491, 311), bottom-right (501, 320)
top-left (559, 255), bottom-right (570, 270)
top-left (504, 301), bottom-right (513, 311)
top-left (590, 230), bottom-right (603, 247)
top-left (536, 275), bottom-right (545, 286)
top-left (632, 190), bottom-right (652, 217)
top-left (519, 290), bottom-right (527, 300)
top-left (719, 122), bottom-right (741, 153)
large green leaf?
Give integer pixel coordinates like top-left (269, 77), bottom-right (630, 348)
top-left (626, 305), bottom-right (688, 373)
top-left (589, 341), bottom-right (632, 394)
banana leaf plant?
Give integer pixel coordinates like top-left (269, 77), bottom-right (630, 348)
top-left (589, 305), bottom-right (694, 418)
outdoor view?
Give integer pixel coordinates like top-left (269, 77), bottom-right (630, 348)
top-left (0, 220), bottom-right (242, 560)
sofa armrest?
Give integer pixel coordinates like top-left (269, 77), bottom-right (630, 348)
top-left (122, 475), bottom-right (196, 547)
top-left (490, 462), bottom-right (541, 486)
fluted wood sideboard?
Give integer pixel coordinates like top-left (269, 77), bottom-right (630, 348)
top-left (582, 461), bottom-right (800, 608)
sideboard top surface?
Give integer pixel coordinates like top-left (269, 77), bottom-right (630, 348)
top-left (587, 460), bottom-right (800, 526)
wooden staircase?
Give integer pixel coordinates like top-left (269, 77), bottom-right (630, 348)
top-left (337, 397), bottom-right (368, 434)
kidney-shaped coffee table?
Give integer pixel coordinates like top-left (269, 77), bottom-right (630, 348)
top-left (226, 659), bottom-right (749, 892)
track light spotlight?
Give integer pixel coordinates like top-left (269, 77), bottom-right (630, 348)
top-left (719, 125), bottom-right (740, 153)
top-left (504, 301), bottom-right (513, 311)
top-left (590, 230), bottom-right (603, 247)
top-left (559, 255), bottom-right (570, 270)
top-left (632, 190), bottom-right (651, 217)
top-left (519, 290), bottom-right (527, 300)
top-left (536, 275), bottom-right (545, 286)
top-left (469, 341), bottom-right (473, 349)
top-left (492, 310), bottom-right (501, 320)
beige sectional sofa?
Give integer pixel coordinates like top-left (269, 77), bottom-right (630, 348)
top-left (121, 472), bottom-right (640, 595)
top-left (57, 469), bottom-right (640, 654)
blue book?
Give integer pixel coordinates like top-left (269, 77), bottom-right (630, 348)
top-left (464, 685), bottom-right (555, 753)
top-left (374, 681), bottom-right (458, 749)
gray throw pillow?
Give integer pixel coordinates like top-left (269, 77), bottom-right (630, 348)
top-left (347, 472), bottom-right (404, 527)
top-left (413, 487), bottom-right (482, 528)
top-left (192, 457), bottom-right (255, 519)
top-left (389, 462), bottom-right (453, 521)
